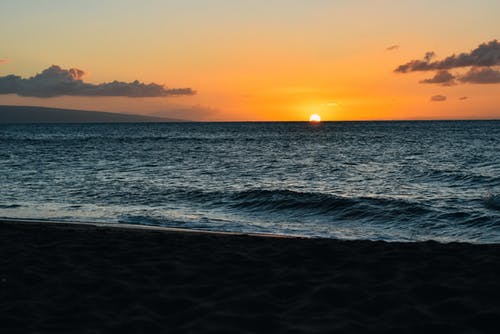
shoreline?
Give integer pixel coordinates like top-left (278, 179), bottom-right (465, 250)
top-left (2, 218), bottom-right (500, 332)
top-left (2, 217), bottom-right (495, 245)
top-left (0, 217), bottom-right (308, 240)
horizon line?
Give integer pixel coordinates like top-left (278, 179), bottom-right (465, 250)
top-left (0, 104), bottom-right (498, 123)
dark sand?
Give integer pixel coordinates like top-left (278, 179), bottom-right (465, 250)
top-left (2, 220), bottom-right (500, 333)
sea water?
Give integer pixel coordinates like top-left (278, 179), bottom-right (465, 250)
top-left (1, 121), bottom-right (499, 243)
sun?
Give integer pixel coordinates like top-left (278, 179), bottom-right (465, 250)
top-left (309, 114), bottom-right (321, 122)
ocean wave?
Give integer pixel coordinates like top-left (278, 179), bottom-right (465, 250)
top-left (109, 188), bottom-right (432, 224)
top-left (227, 189), bottom-right (430, 221)
top-left (0, 204), bottom-right (21, 209)
top-left (419, 169), bottom-right (500, 187)
top-left (484, 193), bottom-right (500, 211)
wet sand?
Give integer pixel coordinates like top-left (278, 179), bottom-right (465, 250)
top-left (1, 219), bottom-right (500, 333)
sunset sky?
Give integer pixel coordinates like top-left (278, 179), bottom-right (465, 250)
top-left (0, 0), bottom-right (499, 121)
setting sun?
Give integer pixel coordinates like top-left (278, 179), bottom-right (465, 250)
top-left (309, 114), bottom-right (321, 122)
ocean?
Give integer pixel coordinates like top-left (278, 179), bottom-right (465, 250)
top-left (1, 121), bottom-right (499, 243)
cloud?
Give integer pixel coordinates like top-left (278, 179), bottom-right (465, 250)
top-left (0, 65), bottom-right (196, 98)
top-left (395, 40), bottom-right (500, 73)
top-left (459, 96), bottom-right (468, 100)
top-left (458, 67), bottom-right (500, 84)
top-left (423, 51), bottom-right (436, 62)
top-left (430, 95), bottom-right (447, 102)
top-left (395, 40), bottom-right (500, 86)
top-left (420, 70), bottom-right (456, 86)
top-left (386, 45), bottom-right (399, 51)
top-left (149, 104), bottom-right (219, 121)
top-left (0, 59), bottom-right (8, 64)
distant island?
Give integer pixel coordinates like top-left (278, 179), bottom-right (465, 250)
top-left (0, 105), bottom-right (188, 123)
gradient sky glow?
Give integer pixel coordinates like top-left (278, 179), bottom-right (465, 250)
top-left (1, 0), bottom-right (499, 121)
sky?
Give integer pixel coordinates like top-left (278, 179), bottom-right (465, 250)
top-left (0, 0), bottom-right (499, 121)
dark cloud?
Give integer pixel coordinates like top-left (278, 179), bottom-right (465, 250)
top-left (420, 70), bottom-right (456, 86)
top-left (395, 40), bottom-right (500, 73)
top-left (430, 95), bottom-right (447, 102)
top-left (0, 65), bottom-right (196, 98)
top-left (458, 67), bottom-right (500, 84)
top-left (459, 96), bottom-right (468, 100)
top-left (395, 40), bottom-right (500, 87)
top-left (424, 51), bottom-right (436, 62)
top-left (386, 45), bottom-right (399, 51)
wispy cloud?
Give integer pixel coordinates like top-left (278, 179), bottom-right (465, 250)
top-left (459, 96), bottom-right (468, 100)
top-left (0, 59), bottom-right (8, 64)
top-left (430, 95), bottom-right (447, 102)
top-left (149, 104), bottom-right (219, 121)
top-left (0, 65), bottom-right (196, 98)
top-left (395, 40), bottom-right (500, 73)
top-left (386, 45), bottom-right (399, 51)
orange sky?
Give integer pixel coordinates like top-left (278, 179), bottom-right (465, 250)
top-left (0, 1), bottom-right (499, 121)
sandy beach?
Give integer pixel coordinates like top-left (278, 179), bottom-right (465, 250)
top-left (1, 219), bottom-right (500, 333)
